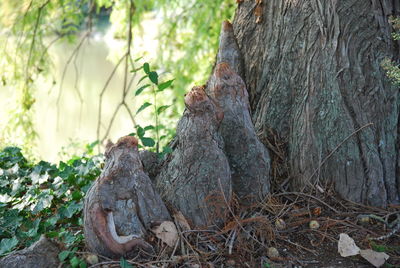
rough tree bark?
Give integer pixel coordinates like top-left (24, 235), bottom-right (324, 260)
top-left (233, 0), bottom-right (400, 206)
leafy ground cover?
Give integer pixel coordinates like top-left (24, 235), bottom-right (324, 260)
top-left (0, 145), bottom-right (102, 267)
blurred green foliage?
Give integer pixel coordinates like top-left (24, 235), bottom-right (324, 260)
top-left (382, 16), bottom-right (400, 86)
top-left (0, 0), bottom-right (235, 156)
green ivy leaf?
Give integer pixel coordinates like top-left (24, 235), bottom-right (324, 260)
top-left (157, 79), bottom-right (174, 92)
top-left (59, 250), bottom-right (71, 261)
top-left (26, 218), bottom-right (41, 237)
top-left (157, 105), bottom-right (171, 115)
top-left (32, 189), bottom-right (53, 214)
top-left (71, 190), bottom-right (83, 200)
top-left (148, 71), bottom-right (158, 85)
top-left (135, 84), bottom-right (150, 96)
top-left (0, 237), bottom-right (18, 255)
top-left (70, 256), bottom-right (81, 267)
top-left (47, 231), bottom-right (59, 238)
top-left (143, 63), bottom-right (150, 74)
top-left (58, 201), bottom-right (82, 219)
top-left (120, 257), bottom-right (134, 268)
top-left (140, 137), bottom-right (155, 147)
top-left (136, 102), bottom-right (152, 115)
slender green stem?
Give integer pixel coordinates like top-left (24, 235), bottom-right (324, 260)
top-left (154, 86), bottom-right (159, 153)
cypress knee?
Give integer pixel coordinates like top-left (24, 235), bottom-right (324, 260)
top-left (83, 136), bottom-right (171, 258)
top-left (156, 86), bottom-right (232, 228)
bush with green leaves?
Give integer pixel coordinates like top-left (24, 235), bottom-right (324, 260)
top-left (0, 145), bottom-right (102, 267)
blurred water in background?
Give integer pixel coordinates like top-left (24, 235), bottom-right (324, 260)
top-left (0, 17), bottom-right (164, 162)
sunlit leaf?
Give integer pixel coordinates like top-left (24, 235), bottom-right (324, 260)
top-left (158, 79), bottom-right (174, 92)
top-left (136, 102), bottom-right (152, 115)
top-left (143, 63), bottom-right (150, 74)
top-left (135, 84), bottom-right (150, 96)
top-left (157, 105), bottom-right (171, 115)
top-left (144, 125), bottom-right (155, 131)
top-left (32, 193), bottom-right (53, 214)
top-left (148, 71), bottom-right (158, 85)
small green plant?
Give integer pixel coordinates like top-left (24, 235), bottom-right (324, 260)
top-left (0, 145), bottom-right (102, 265)
top-left (131, 62), bottom-right (175, 157)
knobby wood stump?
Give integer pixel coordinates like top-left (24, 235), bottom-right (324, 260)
top-left (208, 21), bottom-right (271, 204)
top-left (156, 86), bottom-right (232, 228)
top-left (83, 136), bottom-right (171, 258)
top-left (83, 20), bottom-right (273, 258)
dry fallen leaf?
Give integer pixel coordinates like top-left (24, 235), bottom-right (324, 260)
top-left (313, 207), bottom-right (322, 216)
top-left (151, 221), bottom-right (178, 247)
top-left (360, 249), bottom-right (389, 267)
top-left (338, 233), bottom-right (360, 257)
top-left (173, 211), bottom-right (191, 231)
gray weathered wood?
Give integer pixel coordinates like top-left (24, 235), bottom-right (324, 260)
top-left (208, 62), bottom-right (271, 204)
top-left (156, 86), bottom-right (232, 228)
top-left (0, 236), bottom-right (60, 268)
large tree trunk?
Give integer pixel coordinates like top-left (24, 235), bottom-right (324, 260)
top-left (233, 0), bottom-right (400, 206)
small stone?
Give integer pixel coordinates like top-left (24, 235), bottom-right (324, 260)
top-left (85, 254), bottom-right (99, 265)
top-left (267, 247), bottom-right (279, 258)
top-left (226, 259), bottom-right (236, 266)
top-left (309, 220), bottom-right (320, 229)
top-left (275, 218), bottom-right (286, 230)
top-left (358, 216), bottom-right (370, 224)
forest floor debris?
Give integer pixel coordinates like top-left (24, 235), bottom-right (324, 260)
top-left (85, 190), bottom-right (400, 268)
